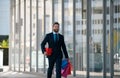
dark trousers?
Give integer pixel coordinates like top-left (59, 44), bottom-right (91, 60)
top-left (47, 57), bottom-right (62, 78)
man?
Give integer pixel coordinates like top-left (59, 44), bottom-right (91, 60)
top-left (41, 22), bottom-right (69, 78)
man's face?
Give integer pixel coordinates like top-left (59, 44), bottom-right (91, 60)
top-left (53, 24), bottom-right (59, 33)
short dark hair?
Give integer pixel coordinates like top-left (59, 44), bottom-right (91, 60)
top-left (53, 22), bottom-right (59, 26)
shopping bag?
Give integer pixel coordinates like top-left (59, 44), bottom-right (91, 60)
top-left (45, 48), bottom-right (52, 56)
top-left (61, 60), bottom-right (72, 78)
top-left (61, 59), bottom-right (68, 69)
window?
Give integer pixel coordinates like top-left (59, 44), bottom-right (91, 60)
top-left (114, 5), bottom-right (117, 13)
top-left (98, 29), bottom-right (100, 34)
top-left (76, 21), bottom-right (81, 25)
top-left (114, 18), bottom-right (117, 23)
top-left (33, 23), bottom-right (35, 28)
top-left (76, 30), bottom-right (80, 34)
top-left (95, 29), bottom-right (97, 34)
top-left (33, 14), bottom-right (36, 19)
top-left (93, 29), bottom-right (95, 34)
top-left (65, 8), bottom-right (69, 14)
top-left (67, 21), bottom-right (71, 25)
top-left (82, 29), bottom-right (86, 35)
top-left (82, 20), bottom-right (86, 25)
top-left (119, 18), bottom-right (120, 23)
top-left (93, 20), bottom-right (94, 24)
top-left (66, 31), bottom-right (71, 35)
top-left (93, 7), bottom-right (103, 14)
top-left (114, 5), bottom-right (120, 13)
top-left (101, 30), bottom-right (103, 34)
top-left (107, 30), bottom-right (109, 34)
top-left (119, 5), bottom-right (120, 13)
top-left (54, 0), bottom-right (58, 4)
top-left (76, 8), bottom-right (81, 14)
top-left (107, 20), bottom-right (109, 25)
top-left (107, 7), bottom-right (109, 14)
top-left (76, 0), bottom-right (81, 2)
top-left (82, 20), bottom-right (83, 24)
top-left (46, 15), bottom-right (50, 17)
top-left (101, 20), bottom-right (103, 24)
top-left (98, 20), bottom-right (100, 24)
top-left (64, 0), bottom-right (69, 3)
top-left (95, 20), bottom-right (97, 24)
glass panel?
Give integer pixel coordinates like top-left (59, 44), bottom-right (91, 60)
top-left (20, 0), bottom-right (24, 71)
top-left (11, 4), bottom-right (15, 70)
top-left (15, 0), bottom-right (20, 71)
top-left (45, 0), bottom-right (52, 33)
top-left (51, 0), bottom-right (63, 74)
top-left (54, 0), bottom-right (62, 33)
top-left (31, 0), bottom-right (37, 72)
top-left (89, 0), bottom-right (103, 77)
top-left (38, 0), bottom-right (45, 73)
top-left (25, 0), bottom-right (30, 72)
top-left (106, 0), bottom-right (110, 77)
top-left (44, 0), bottom-right (52, 72)
top-left (114, 0), bottom-right (120, 77)
top-left (75, 0), bottom-right (87, 77)
top-left (64, 0), bottom-right (73, 75)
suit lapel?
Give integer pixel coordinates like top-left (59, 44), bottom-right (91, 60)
top-left (50, 33), bottom-right (55, 43)
top-left (58, 34), bottom-right (60, 42)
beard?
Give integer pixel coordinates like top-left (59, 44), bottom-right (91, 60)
top-left (53, 29), bottom-right (59, 32)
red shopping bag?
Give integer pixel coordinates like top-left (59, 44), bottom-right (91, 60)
top-left (61, 66), bottom-right (67, 78)
top-left (45, 48), bottom-right (52, 56)
top-left (66, 62), bottom-right (72, 75)
top-left (61, 61), bottom-right (72, 78)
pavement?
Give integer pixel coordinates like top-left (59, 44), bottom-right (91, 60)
top-left (0, 71), bottom-right (120, 78)
top-left (0, 71), bottom-right (39, 78)
top-left (0, 71), bottom-right (75, 78)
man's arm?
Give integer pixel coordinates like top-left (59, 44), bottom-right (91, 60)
top-left (41, 34), bottom-right (48, 54)
top-left (62, 36), bottom-right (69, 58)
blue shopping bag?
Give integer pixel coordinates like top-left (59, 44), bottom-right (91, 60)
top-left (61, 59), bottom-right (68, 69)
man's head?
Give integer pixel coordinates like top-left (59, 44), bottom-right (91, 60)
top-left (52, 22), bottom-right (59, 33)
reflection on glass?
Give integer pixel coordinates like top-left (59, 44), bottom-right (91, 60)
top-left (113, 0), bottom-right (120, 77)
top-left (45, 0), bottom-right (52, 33)
top-left (25, 0), bottom-right (30, 72)
top-left (89, 0), bottom-right (103, 78)
top-left (20, 0), bottom-right (25, 72)
top-left (64, 0), bottom-right (73, 75)
top-left (75, 0), bottom-right (87, 77)
top-left (54, 0), bottom-right (62, 33)
top-left (38, 0), bottom-right (45, 73)
top-left (31, 0), bottom-right (37, 72)
top-left (9, 0), bottom-right (120, 77)
top-left (14, 0), bottom-right (19, 71)
top-left (43, 0), bottom-right (53, 73)
top-left (11, 1), bottom-right (15, 70)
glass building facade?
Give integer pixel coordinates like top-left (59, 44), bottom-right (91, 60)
top-left (10, 0), bottom-right (120, 78)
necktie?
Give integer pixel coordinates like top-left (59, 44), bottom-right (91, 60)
top-left (54, 34), bottom-right (58, 42)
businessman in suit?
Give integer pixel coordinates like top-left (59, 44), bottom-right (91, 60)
top-left (41, 22), bottom-right (69, 78)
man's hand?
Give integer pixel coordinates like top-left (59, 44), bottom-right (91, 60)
top-left (44, 52), bottom-right (47, 56)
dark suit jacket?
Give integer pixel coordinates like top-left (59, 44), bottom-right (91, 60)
top-left (41, 32), bottom-right (69, 59)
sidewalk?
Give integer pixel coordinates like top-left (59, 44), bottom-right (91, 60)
top-left (0, 71), bottom-right (76, 78)
top-left (0, 71), bottom-right (119, 78)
